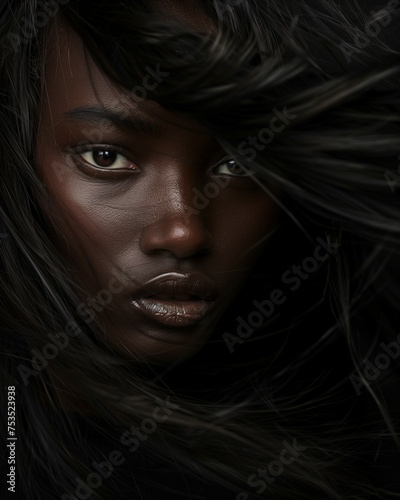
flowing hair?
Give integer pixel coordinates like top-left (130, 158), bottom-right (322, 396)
top-left (1, 0), bottom-right (400, 498)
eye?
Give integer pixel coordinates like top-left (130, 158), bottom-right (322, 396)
top-left (213, 158), bottom-right (256, 177)
top-left (75, 146), bottom-right (137, 171)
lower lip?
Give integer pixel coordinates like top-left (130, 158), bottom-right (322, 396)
top-left (130, 297), bottom-right (216, 328)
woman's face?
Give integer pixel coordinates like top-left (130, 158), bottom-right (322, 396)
top-left (35, 9), bottom-right (281, 364)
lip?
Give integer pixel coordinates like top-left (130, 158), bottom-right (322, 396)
top-left (130, 272), bottom-right (219, 328)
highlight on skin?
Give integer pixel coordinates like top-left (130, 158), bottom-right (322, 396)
top-left (1, 0), bottom-right (400, 498)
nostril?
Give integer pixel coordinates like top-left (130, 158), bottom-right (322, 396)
top-left (138, 214), bottom-right (213, 259)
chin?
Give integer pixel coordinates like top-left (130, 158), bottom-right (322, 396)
top-left (103, 325), bottom-right (212, 365)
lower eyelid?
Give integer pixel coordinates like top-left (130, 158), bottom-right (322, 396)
top-left (72, 145), bottom-right (135, 169)
top-left (213, 160), bottom-right (257, 177)
top-left (66, 146), bottom-right (140, 178)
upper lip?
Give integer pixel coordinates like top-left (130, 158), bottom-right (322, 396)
top-left (130, 272), bottom-right (218, 301)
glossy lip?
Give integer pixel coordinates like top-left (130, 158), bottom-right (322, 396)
top-left (129, 272), bottom-right (219, 328)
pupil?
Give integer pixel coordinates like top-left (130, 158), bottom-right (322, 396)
top-left (94, 149), bottom-right (116, 167)
top-left (228, 161), bottom-right (245, 175)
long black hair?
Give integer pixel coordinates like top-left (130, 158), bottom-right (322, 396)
top-left (1, 0), bottom-right (400, 498)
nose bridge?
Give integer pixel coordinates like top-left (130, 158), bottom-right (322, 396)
top-left (139, 164), bottom-right (213, 257)
top-left (166, 170), bottom-right (198, 214)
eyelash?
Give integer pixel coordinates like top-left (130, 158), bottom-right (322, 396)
top-left (69, 144), bottom-right (138, 174)
top-left (213, 157), bottom-right (256, 178)
top-left (69, 145), bottom-right (256, 179)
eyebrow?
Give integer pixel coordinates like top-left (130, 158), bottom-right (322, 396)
top-left (63, 106), bottom-right (162, 135)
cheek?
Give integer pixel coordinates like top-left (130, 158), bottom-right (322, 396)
top-left (213, 185), bottom-right (281, 259)
top-left (35, 149), bottom-right (127, 287)
top-left (36, 138), bottom-right (280, 275)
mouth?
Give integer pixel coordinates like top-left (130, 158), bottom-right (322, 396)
top-left (129, 273), bottom-right (219, 328)
top-left (130, 296), bottom-right (216, 328)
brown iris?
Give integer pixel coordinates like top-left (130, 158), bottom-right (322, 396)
top-left (91, 148), bottom-right (118, 168)
top-left (227, 160), bottom-right (249, 176)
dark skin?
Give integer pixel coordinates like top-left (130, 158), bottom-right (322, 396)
top-left (34, 6), bottom-right (281, 365)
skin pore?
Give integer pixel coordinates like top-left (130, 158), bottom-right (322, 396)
top-left (34, 6), bottom-right (281, 365)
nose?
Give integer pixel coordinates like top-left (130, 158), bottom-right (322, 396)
top-left (139, 179), bottom-right (213, 259)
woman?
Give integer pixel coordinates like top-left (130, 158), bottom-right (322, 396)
top-left (1, 0), bottom-right (400, 498)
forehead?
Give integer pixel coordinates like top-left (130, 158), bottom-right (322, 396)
top-left (39, 0), bottom-right (215, 125)
top-left (39, 21), bottom-right (162, 132)
top-left (39, 5), bottom-right (214, 136)
top-left (149, 0), bottom-right (214, 31)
